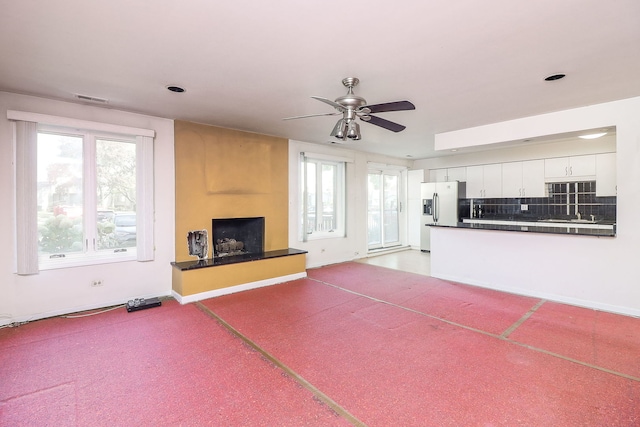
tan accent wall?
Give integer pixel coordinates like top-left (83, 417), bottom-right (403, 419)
top-left (175, 254), bottom-right (306, 297)
top-left (174, 121), bottom-right (289, 263)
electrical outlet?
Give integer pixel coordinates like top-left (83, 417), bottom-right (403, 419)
top-left (91, 280), bottom-right (103, 287)
top-left (521, 204), bottom-right (529, 211)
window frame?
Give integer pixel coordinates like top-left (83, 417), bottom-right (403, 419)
top-left (9, 110), bottom-right (155, 274)
top-left (36, 125), bottom-right (139, 269)
top-left (300, 154), bottom-right (346, 241)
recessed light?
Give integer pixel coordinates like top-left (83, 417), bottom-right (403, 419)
top-left (544, 74), bottom-right (566, 81)
top-left (579, 132), bottom-right (607, 139)
top-left (451, 149), bottom-right (458, 152)
top-left (166, 85), bottom-right (186, 93)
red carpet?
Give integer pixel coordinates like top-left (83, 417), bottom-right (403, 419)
top-left (2, 261), bottom-right (640, 426)
top-left (508, 300), bottom-right (640, 379)
top-left (0, 299), bottom-right (349, 426)
top-left (308, 262), bottom-right (542, 335)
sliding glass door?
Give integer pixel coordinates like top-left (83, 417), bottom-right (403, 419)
top-left (367, 170), bottom-right (401, 250)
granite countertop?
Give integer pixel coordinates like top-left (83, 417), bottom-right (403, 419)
top-left (172, 248), bottom-right (308, 270)
top-left (432, 218), bottom-right (616, 237)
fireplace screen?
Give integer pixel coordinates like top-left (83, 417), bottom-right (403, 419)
top-left (211, 217), bottom-right (265, 257)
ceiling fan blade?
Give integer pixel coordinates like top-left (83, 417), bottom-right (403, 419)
top-left (283, 112), bottom-right (341, 120)
top-left (361, 100), bottom-right (415, 114)
top-left (311, 96), bottom-right (346, 112)
top-left (362, 115), bottom-right (407, 132)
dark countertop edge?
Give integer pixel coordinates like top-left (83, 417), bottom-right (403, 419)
top-left (432, 223), bottom-right (616, 237)
top-left (463, 217), bottom-right (616, 226)
top-left (171, 248), bottom-right (308, 271)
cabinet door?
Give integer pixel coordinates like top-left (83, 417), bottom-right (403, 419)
top-left (545, 157), bottom-right (569, 180)
top-left (429, 169), bottom-right (448, 182)
top-left (466, 165), bottom-right (484, 198)
top-left (569, 155), bottom-right (596, 178)
top-left (501, 162), bottom-right (523, 197)
top-left (483, 164), bottom-right (502, 198)
top-left (447, 167), bottom-right (467, 182)
top-left (521, 159), bottom-right (546, 197)
top-left (596, 153), bottom-right (616, 196)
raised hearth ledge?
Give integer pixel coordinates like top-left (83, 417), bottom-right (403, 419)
top-left (172, 271), bottom-right (306, 305)
top-left (171, 248), bottom-right (307, 303)
top-left (171, 248), bottom-right (307, 270)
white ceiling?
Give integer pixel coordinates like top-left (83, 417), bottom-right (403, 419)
top-left (1, 1), bottom-right (639, 159)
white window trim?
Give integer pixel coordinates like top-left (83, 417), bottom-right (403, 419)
top-left (9, 111), bottom-right (155, 275)
top-left (300, 153), bottom-right (347, 241)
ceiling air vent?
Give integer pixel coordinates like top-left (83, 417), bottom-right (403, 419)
top-left (75, 94), bottom-right (109, 104)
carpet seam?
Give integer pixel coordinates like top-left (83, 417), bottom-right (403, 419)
top-left (308, 276), bottom-right (640, 383)
top-left (500, 299), bottom-right (547, 339)
top-left (194, 301), bottom-right (368, 427)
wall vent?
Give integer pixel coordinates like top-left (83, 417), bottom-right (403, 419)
top-left (75, 94), bottom-right (109, 103)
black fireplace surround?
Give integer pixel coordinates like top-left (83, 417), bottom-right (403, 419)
top-left (172, 215), bottom-right (306, 271)
top-left (212, 217), bottom-right (265, 257)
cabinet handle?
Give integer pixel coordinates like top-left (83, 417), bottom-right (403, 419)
top-left (565, 166), bottom-right (568, 176)
top-left (569, 166), bottom-right (573, 176)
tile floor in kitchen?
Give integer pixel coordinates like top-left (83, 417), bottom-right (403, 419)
top-left (357, 248), bottom-right (430, 276)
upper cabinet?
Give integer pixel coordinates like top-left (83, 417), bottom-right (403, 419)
top-left (428, 167), bottom-right (466, 182)
top-left (596, 153), bottom-right (616, 196)
top-left (467, 164), bottom-right (502, 198)
top-left (545, 155), bottom-right (596, 182)
top-left (502, 160), bottom-right (545, 198)
top-left (427, 152), bottom-right (614, 199)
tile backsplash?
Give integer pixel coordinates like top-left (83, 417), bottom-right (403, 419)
top-left (460, 181), bottom-right (616, 222)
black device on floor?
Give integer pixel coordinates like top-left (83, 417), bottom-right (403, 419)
top-left (126, 297), bottom-right (162, 312)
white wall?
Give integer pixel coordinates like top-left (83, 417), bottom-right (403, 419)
top-left (416, 97), bottom-right (640, 317)
top-left (288, 140), bottom-right (413, 268)
top-left (0, 92), bottom-right (175, 325)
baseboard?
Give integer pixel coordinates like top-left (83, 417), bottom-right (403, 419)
top-left (172, 271), bottom-right (307, 304)
top-left (0, 292), bottom-right (173, 327)
top-left (432, 273), bottom-right (640, 319)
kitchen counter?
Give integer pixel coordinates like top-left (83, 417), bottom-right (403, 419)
top-left (430, 218), bottom-right (615, 237)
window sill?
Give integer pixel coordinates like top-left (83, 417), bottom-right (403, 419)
top-left (305, 232), bottom-right (346, 241)
top-left (38, 251), bottom-right (138, 271)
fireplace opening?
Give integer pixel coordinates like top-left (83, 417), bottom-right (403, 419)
top-left (211, 217), bottom-right (265, 258)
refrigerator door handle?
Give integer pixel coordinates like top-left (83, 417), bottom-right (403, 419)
top-left (433, 193), bottom-right (438, 223)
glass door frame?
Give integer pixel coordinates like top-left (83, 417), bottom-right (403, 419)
top-left (366, 166), bottom-right (406, 251)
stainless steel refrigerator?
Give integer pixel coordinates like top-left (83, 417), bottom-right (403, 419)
top-left (420, 181), bottom-right (466, 252)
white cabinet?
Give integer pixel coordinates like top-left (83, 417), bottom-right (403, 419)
top-left (596, 153), bottom-right (616, 196)
top-left (428, 167), bottom-right (466, 182)
top-left (502, 160), bottom-right (545, 198)
top-left (467, 164), bottom-right (502, 198)
top-left (447, 167), bottom-right (466, 182)
top-left (545, 155), bottom-right (596, 181)
top-left (429, 168), bottom-right (447, 182)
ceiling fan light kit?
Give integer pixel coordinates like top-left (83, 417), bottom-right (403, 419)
top-left (284, 77), bottom-right (415, 142)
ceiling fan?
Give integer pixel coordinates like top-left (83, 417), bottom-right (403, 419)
top-left (283, 77), bottom-right (415, 141)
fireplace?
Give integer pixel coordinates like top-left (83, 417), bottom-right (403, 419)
top-left (211, 217), bottom-right (265, 257)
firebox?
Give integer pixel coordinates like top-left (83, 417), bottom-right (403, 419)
top-left (211, 217), bottom-right (265, 257)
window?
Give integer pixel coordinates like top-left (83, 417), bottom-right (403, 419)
top-left (10, 111), bottom-right (154, 274)
top-left (37, 128), bottom-right (139, 265)
top-left (300, 154), bottom-right (346, 240)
